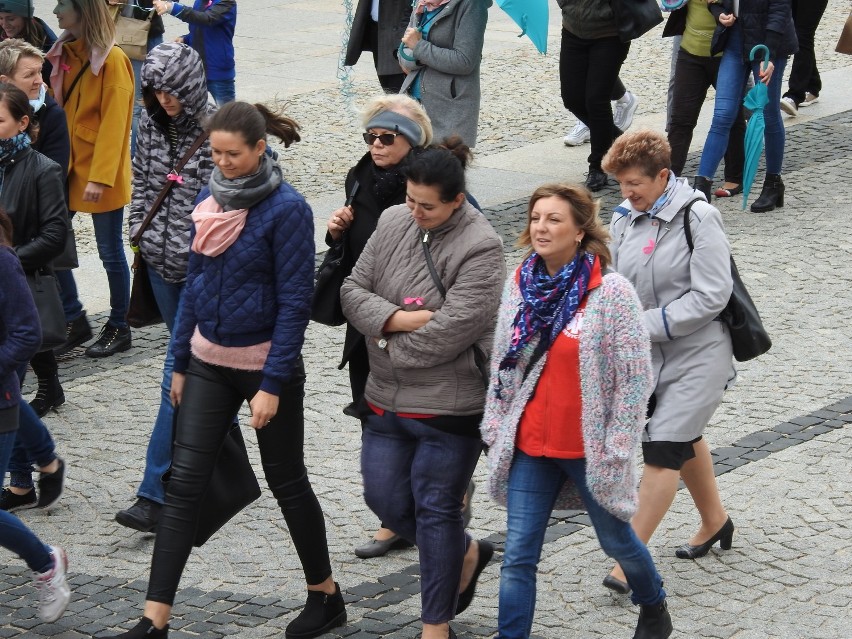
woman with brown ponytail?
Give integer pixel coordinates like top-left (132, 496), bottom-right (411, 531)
top-left (100, 102), bottom-right (346, 639)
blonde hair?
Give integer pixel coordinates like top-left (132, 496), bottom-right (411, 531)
top-left (602, 128), bottom-right (671, 179)
top-left (360, 94), bottom-right (433, 147)
top-left (70, 0), bottom-right (115, 53)
top-left (518, 183), bottom-right (612, 270)
top-left (0, 38), bottom-right (44, 77)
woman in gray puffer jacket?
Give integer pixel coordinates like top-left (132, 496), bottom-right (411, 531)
top-left (115, 42), bottom-right (215, 535)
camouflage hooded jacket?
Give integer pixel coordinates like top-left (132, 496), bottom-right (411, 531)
top-left (128, 42), bottom-right (216, 284)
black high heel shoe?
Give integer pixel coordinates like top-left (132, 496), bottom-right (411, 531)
top-left (675, 517), bottom-right (734, 559)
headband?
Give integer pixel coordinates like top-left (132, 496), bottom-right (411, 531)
top-left (365, 110), bottom-right (423, 147)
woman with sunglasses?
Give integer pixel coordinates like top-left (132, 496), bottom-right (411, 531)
top-left (341, 139), bottom-right (505, 639)
top-left (326, 94), bottom-right (434, 560)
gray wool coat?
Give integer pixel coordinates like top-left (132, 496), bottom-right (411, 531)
top-left (610, 179), bottom-right (736, 442)
top-left (399, 0), bottom-right (491, 147)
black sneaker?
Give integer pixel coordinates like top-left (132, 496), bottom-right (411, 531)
top-left (115, 497), bottom-right (162, 533)
top-left (585, 168), bottom-right (609, 192)
top-left (0, 487), bottom-right (37, 512)
top-left (37, 458), bottom-right (66, 509)
top-left (54, 312), bottom-right (93, 357)
top-left (96, 616), bottom-right (169, 638)
top-left (285, 583), bottom-right (347, 639)
top-left (85, 323), bottom-right (131, 358)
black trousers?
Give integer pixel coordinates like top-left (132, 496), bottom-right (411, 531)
top-left (559, 29), bottom-right (630, 170)
top-left (784, 0), bottom-right (828, 104)
top-left (146, 357), bottom-right (332, 605)
top-left (29, 351), bottom-right (58, 383)
top-left (668, 49), bottom-right (745, 183)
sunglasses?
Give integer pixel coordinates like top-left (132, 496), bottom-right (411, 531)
top-left (363, 131), bottom-right (401, 146)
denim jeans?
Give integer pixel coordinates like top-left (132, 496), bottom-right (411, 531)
top-left (136, 268), bottom-right (183, 504)
top-left (497, 451), bottom-right (666, 639)
top-left (9, 367), bottom-right (57, 491)
top-left (147, 357), bottom-right (331, 605)
top-left (559, 29), bottom-right (629, 170)
top-left (57, 209), bottom-right (131, 328)
top-left (131, 35), bottom-right (165, 156)
top-left (361, 411), bottom-right (482, 624)
top-left (0, 425), bottom-right (53, 573)
top-left (56, 262), bottom-right (84, 323)
top-left (207, 79), bottom-right (235, 106)
top-left (698, 22), bottom-right (788, 179)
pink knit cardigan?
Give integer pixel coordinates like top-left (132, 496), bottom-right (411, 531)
top-left (480, 271), bottom-right (653, 521)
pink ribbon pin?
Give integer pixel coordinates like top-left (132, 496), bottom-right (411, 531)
top-left (60, 63), bottom-right (71, 72)
top-left (642, 239), bottom-right (655, 255)
top-left (403, 296), bottom-right (424, 306)
top-left (167, 172), bottom-right (184, 184)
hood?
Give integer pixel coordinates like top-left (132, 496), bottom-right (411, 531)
top-left (141, 42), bottom-right (211, 126)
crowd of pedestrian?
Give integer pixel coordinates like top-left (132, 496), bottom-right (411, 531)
top-left (0, 0), bottom-right (830, 637)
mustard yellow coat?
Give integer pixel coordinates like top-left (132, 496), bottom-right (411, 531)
top-left (61, 39), bottom-right (133, 213)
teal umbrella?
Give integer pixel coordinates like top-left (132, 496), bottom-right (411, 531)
top-left (742, 44), bottom-right (770, 210)
top-left (495, 0), bottom-right (549, 54)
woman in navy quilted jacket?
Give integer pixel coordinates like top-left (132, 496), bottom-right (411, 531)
top-left (102, 102), bottom-right (345, 639)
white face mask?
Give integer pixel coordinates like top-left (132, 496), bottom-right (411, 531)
top-left (29, 84), bottom-right (46, 112)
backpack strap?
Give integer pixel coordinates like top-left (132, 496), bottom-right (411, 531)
top-left (680, 197), bottom-right (705, 253)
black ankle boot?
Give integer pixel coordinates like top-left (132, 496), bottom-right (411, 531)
top-left (750, 173), bottom-right (784, 212)
top-left (693, 176), bottom-right (712, 202)
top-left (30, 374), bottom-right (65, 417)
top-left (633, 600), bottom-right (673, 639)
top-left (285, 582), bottom-right (347, 639)
top-left (97, 616), bottom-right (169, 638)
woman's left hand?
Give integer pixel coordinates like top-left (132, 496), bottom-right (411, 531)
top-left (758, 60), bottom-right (775, 85)
top-left (402, 27), bottom-right (422, 49)
top-left (82, 182), bottom-right (106, 203)
top-left (153, 0), bottom-right (173, 15)
top-left (249, 390), bottom-right (279, 429)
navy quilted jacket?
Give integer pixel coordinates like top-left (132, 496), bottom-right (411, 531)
top-left (171, 182), bottom-right (314, 395)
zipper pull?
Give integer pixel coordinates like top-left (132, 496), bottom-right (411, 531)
top-left (422, 230), bottom-right (430, 244)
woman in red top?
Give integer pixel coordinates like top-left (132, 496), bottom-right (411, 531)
top-left (481, 184), bottom-right (672, 638)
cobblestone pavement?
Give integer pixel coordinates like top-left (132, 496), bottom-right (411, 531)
top-left (8, 2), bottom-right (852, 637)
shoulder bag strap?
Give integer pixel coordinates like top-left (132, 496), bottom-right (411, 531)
top-left (419, 229), bottom-right (446, 298)
top-left (680, 197), bottom-right (705, 253)
top-left (63, 60), bottom-right (91, 105)
top-left (131, 130), bottom-right (210, 247)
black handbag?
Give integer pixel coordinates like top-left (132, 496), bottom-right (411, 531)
top-left (52, 224), bottom-right (79, 271)
top-left (310, 180), bottom-right (360, 326)
top-left (163, 411), bottom-right (262, 547)
top-left (126, 253), bottom-right (162, 328)
top-left (25, 269), bottom-right (66, 352)
top-left (610, 0), bottom-right (664, 43)
top-left (683, 201), bottom-right (771, 362)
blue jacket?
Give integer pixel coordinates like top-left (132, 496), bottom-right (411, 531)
top-left (0, 247), bottom-right (41, 419)
top-left (172, 182), bottom-right (314, 396)
top-left (170, 0), bottom-right (237, 82)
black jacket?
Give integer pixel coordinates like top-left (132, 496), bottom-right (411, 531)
top-left (32, 94), bottom-right (70, 180)
top-left (3, 148), bottom-right (68, 273)
top-left (709, 0), bottom-right (797, 60)
top-left (344, 0), bottom-right (411, 76)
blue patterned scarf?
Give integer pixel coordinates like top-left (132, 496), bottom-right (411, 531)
top-left (643, 170), bottom-right (678, 218)
top-left (500, 251), bottom-right (595, 373)
top-left (0, 132), bottom-right (31, 197)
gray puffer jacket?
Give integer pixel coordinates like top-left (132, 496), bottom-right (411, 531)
top-left (127, 42), bottom-right (216, 284)
top-left (341, 201), bottom-right (506, 416)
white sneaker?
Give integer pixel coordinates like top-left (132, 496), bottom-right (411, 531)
top-left (33, 546), bottom-right (70, 622)
top-left (800, 92), bottom-right (819, 106)
top-left (613, 91), bottom-right (639, 132)
top-left (780, 96), bottom-right (798, 116)
top-left (563, 121), bottom-right (590, 146)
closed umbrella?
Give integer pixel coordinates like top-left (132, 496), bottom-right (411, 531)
top-left (741, 44), bottom-right (770, 210)
top-left (495, 0), bottom-right (549, 54)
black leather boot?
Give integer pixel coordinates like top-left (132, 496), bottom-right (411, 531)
top-left (750, 173), bottom-right (785, 212)
top-left (29, 373), bottom-right (65, 417)
top-left (693, 176), bottom-right (712, 202)
top-left (633, 600), bottom-right (673, 639)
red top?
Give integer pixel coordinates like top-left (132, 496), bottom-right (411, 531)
top-left (516, 259), bottom-right (602, 459)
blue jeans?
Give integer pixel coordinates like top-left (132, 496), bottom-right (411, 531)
top-left (361, 411), bottom-right (482, 624)
top-left (9, 367), bottom-right (57, 491)
top-left (131, 35), bottom-right (165, 156)
top-left (698, 22), bottom-right (788, 179)
top-left (497, 451), bottom-right (665, 639)
top-left (207, 79), bottom-right (235, 106)
top-left (0, 425), bottom-right (53, 573)
top-left (57, 209), bottom-right (131, 328)
top-left (136, 267), bottom-right (183, 504)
